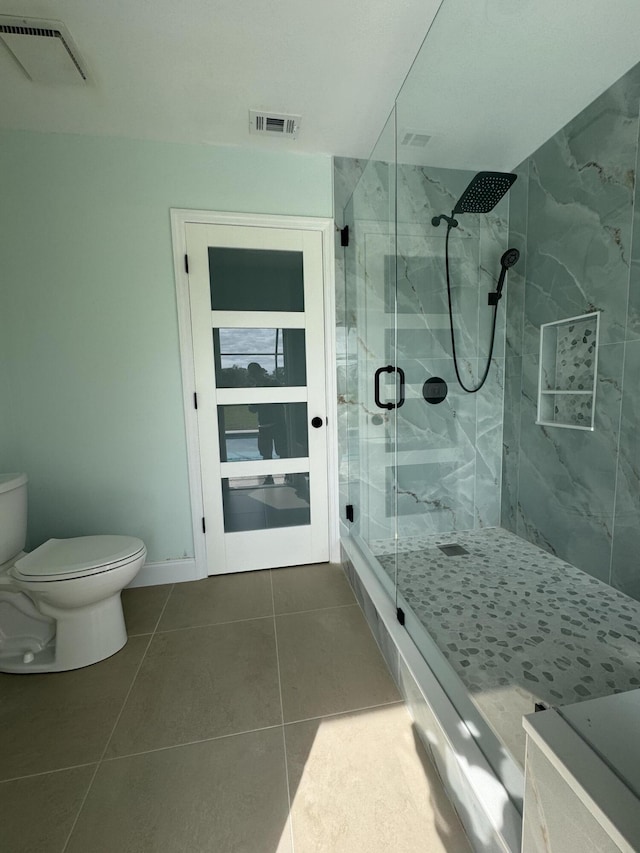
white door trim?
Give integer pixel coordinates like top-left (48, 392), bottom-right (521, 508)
top-left (170, 209), bottom-right (338, 579)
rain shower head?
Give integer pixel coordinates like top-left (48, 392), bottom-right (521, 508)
top-left (452, 171), bottom-right (517, 215)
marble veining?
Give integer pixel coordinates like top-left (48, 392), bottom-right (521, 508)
top-left (502, 61), bottom-right (640, 602)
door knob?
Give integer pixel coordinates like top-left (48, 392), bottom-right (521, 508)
top-left (311, 416), bottom-right (324, 428)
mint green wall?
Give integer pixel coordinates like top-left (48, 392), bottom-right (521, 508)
top-left (0, 130), bottom-right (332, 562)
top-left (0, 345), bottom-right (16, 470)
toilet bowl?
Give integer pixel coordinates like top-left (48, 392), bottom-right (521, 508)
top-left (0, 474), bottom-right (146, 673)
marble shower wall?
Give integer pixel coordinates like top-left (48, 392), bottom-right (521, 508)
top-left (502, 61), bottom-right (640, 601)
top-left (335, 152), bottom-right (509, 545)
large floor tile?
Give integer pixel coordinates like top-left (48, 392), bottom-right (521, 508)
top-left (0, 765), bottom-right (95, 853)
top-left (121, 583), bottom-right (173, 635)
top-left (107, 619), bottom-right (281, 756)
top-left (276, 605), bottom-right (400, 722)
top-left (285, 704), bottom-right (471, 853)
top-left (0, 636), bottom-right (148, 780)
top-left (272, 563), bottom-right (355, 614)
top-left (67, 730), bottom-right (292, 853)
top-left (157, 571), bottom-right (273, 631)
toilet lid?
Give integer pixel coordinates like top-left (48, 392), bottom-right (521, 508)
top-left (13, 535), bottom-right (146, 580)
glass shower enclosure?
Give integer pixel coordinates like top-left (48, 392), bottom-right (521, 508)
top-left (339, 0), bottom-right (640, 831)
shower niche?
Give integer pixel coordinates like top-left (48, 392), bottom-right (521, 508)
top-left (537, 311), bottom-right (599, 430)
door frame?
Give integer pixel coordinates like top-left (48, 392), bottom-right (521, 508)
top-left (170, 209), bottom-right (338, 579)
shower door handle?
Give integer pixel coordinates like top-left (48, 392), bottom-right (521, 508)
top-left (396, 366), bottom-right (405, 408)
top-left (374, 365), bottom-right (405, 410)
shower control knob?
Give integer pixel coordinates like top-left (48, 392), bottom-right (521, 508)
top-left (311, 417), bottom-right (324, 428)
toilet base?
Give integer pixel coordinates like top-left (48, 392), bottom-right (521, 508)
top-left (0, 592), bottom-right (128, 673)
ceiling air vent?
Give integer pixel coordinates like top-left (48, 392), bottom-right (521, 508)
top-left (0, 15), bottom-right (88, 84)
top-left (400, 130), bottom-right (432, 148)
top-left (249, 110), bottom-right (301, 140)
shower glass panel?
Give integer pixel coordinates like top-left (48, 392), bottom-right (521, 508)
top-left (392, 3), bottom-right (519, 792)
top-left (344, 109), bottom-right (398, 595)
top-left (340, 3), bottom-right (524, 811)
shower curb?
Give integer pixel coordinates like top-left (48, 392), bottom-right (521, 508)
top-left (341, 535), bottom-right (522, 853)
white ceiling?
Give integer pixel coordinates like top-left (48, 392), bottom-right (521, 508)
top-left (0, 1), bottom-right (639, 166)
top-left (0, 0), bottom-right (442, 158)
top-left (394, 0), bottom-right (640, 171)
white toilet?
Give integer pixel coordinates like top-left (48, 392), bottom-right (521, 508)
top-left (0, 473), bottom-right (146, 673)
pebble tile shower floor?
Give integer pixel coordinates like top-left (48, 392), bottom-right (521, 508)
top-left (377, 527), bottom-right (640, 764)
top-left (0, 563), bottom-right (470, 853)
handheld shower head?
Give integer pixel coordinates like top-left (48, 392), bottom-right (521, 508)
top-left (500, 247), bottom-right (520, 270)
top-left (495, 247), bottom-right (520, 299)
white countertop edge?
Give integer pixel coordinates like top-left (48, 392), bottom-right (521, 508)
top-left (523, 709), bottom-right (640, 852)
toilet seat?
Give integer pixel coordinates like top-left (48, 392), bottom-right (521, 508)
top-left (12, 535), bottom-right (146, 582)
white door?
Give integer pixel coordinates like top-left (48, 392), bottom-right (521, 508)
top-left (185, 222), bottom-right (329, 574)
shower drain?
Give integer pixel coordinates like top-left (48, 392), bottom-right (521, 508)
top-left (437, 544), bottom-right (470, 557)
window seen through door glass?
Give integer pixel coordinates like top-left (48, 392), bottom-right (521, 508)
top-left (213, 328), bottom-right (306, 388)
top-left (208, 248), bottom-right (304, 311)
top-left (217, 403), bottom-right (309, 462)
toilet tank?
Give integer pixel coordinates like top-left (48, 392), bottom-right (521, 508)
top-left (0, 473), bottom-right (28, 565)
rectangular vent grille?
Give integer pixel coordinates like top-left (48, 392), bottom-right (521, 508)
top-left (0, 16), bottom-right (87, 82)
top-left (0, 25), bottom-right (59, 36)
top-left (250, 110), bottom-right (301, 140)
top-left (400, 130), bottom-right (432, 148)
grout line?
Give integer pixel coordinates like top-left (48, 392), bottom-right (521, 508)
top-left (151, 602), bottom-right (358, 636)
top-left (99, 722), bottom-right (285, 764)
top-left (282, 699), bottom-right (404, 728)
top-left (61, 590), bottom-right (173, 852)
top-left (609, 340), bottom-right (627, 588)
top-left (274, 602), bottom-right (357, 619)
top-left (155, 613), bottom-right (275, 634)
top-left (150, 584), bottom-right (175, 633)
top-left (270, 570), bottom-right (296, 853)
top-left (0, 761), bottom-right (98, 786)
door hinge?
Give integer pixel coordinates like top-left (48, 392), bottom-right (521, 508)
top-left (184, 254), bottom-right (189, 274)
top-left (193, 392), bottom-right (198, 409)
top-left (340, 225), bottom-right (349, 248)
top-left (202, 517), bottom-right (206, 533)
top-left (345, 504), bottom-right (354, 523)
top-left (397, 607), bottom-right (405, 626)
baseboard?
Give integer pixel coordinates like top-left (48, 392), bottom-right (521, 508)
top-left (127, 558), bottom-right (200, 588)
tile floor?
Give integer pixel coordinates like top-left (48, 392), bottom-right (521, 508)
top-left (0, 562), bottom-right (470, 852)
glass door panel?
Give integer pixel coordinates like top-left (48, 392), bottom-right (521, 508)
top-left (217, 403), bottom-right (309, 462)
top-left (344, 109), bottom-right (399, 598)
top-left (213, 328), bottom-right (307, 387)
top-left (208, 247), bottom-right (305, 311)
top-left (221, 473), bottom-right (311, 532)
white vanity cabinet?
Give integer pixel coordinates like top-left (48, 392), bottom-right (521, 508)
top-left (522, 691), bottom-right (640, 852)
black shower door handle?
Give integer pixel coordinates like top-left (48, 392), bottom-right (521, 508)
top-left (396, 366), bottom-right (405, 408)
top-left (374, 365), bottom-right (405, 410)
